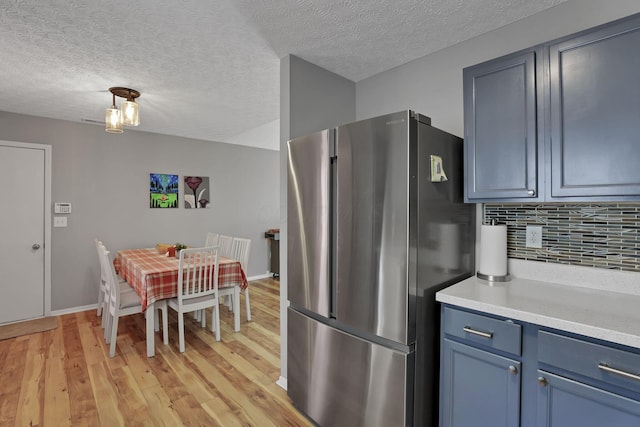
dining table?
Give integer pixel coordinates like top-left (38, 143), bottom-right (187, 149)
top-left (113, 247), bottom-right (248, 357)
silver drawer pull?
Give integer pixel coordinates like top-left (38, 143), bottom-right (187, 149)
top-left (598, 363), bottom-right (640, 382)
top-left (463, 326), bottom-right (493, 339)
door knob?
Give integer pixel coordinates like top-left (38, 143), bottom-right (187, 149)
top-left (32, 243), bottom-right (41, 250)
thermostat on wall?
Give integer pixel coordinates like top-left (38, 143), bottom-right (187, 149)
top-left (54, 202), bottom-right (72, 214)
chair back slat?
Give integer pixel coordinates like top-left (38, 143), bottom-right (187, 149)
top-left (97, 243), bottom-right (120, 312)
top-left (205, 232), bottom-right (219, 248)
top-left (218, 235), bottom-right (233, 257)
top-left (178, 247), bottom-right (220, 303)
top-left (230, 237), bottom-right (251, 271)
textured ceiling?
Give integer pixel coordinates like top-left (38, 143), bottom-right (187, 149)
top-left (0, 0), bottom-right (567, 148)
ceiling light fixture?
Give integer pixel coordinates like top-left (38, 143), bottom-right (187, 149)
top-left (105, 87), bottom-right (140, 133)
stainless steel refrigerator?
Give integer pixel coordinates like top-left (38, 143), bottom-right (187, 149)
top-left (287, 110), bottom-right (475, 427)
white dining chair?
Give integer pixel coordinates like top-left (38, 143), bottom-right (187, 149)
top-left (95, 238), bottom-right (108, 318)
top-left (98, 243), bottom-right (168, 357)
top-left (167, 246), bottom-right (221, 352)
top-left (218, 235), bottom-right (233, 257)
top-left (220, 237), bottom-right (252, 325)
top-left (205, 232), bottom-right (220, 247)
top-left (99, 244), bottom-right (141, 357)
top-left (95, 239), bottom-right (135, 331)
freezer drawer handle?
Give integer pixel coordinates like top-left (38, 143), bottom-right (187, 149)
top-left (463, 326), bottom-right (493, 339)
top-left (598, 363), bottom-right (640, 382)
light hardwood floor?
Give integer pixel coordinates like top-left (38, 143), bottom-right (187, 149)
top-left (0, 279), bottom-right (313, 426)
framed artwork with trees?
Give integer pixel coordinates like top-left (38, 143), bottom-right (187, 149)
top-left (149, 173), bottom-right (179, 208)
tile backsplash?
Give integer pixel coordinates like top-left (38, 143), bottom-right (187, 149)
top-left (484, 203), bottom-right (640, 272)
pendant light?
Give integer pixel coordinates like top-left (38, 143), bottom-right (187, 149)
top-left (105, 87), bottom-right (141, 133)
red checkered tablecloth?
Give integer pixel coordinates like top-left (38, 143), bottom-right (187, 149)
top-left (114, 248), bottom-right (248, 311)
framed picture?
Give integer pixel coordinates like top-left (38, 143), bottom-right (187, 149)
top-left (184, 176), bottom-right (211, 208)
top-left (149, 173), bottom-right (179, 208)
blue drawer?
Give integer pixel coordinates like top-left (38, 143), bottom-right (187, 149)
top-left (443, 306), bottom-right (522, 356)
top-left (538, 330), bottom-right (640, 395)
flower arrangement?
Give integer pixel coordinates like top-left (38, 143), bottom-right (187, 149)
top-left (174, 243), bottom-right (187, 258)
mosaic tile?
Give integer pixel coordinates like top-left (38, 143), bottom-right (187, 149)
top-left (484, 203), bottom-right (640, 272)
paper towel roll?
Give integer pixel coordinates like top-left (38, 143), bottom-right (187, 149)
top-left (479, 223), bottom-right (507, 277)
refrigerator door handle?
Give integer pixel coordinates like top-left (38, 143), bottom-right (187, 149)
top-left (330, 130), bottom-right (337, 319)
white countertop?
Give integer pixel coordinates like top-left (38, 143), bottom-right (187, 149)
top-left (436, 260), bottom-right (640, 349)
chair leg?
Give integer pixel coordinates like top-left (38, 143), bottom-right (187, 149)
top-left (97, 283), bottom-right (104, 316)
top-left (109, 316), bottom-right (119, 358)
top-left (213, 304), bottom-right (220, 341)
top-left (200, 308), bottom-right (206, 328)
top-left (155, 300), bottom-right (169, 345)
top-left (104, 310), bottom-right (112, 343)
top-left (100, 299), bottom-right (107, 329)
top-left (160, 302), bottom-right (168, 345)
top-left (178, 312), bottom-right (186, 353)
top-left (233, 288), bottom-right (240, 332)
top-left (244, 289), bottom-right (251, 321)
top-left (101, 296), bottom-right (109, 329)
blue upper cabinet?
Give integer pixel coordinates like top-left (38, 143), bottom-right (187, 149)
top-left (463, 47), bottom-right (543, 202)
top-left (549, 15), bottom-right (640, 199)
top-left (464, 12), bottom-right (640, 202)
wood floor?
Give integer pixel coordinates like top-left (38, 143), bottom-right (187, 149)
top-left (0, 278), bottom-right (313, 427)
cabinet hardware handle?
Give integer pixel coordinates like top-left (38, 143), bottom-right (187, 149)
top-left (508, 365), bottom-right (518, 375)
top-left (537, 376), bottom-right (547, 386)
top-left (527, 190), bottom-right (535, 196)
top-left (463, 326), bottom-right (493, 339)
top-left (598, 363), bottom-right (640, 382)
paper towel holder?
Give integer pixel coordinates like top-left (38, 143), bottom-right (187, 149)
top-left (477, 219), bottom-right (511, 282)
top-left (476, 271), bottom-right (511, 282)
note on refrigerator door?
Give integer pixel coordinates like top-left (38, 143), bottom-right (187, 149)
top-left (430, 155), bottom-right (448, 182)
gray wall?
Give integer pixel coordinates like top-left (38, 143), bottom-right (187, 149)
top-left (356, 0), bottom-right (640, 136)
top-left (279, 55), bottom-right (356, 384)
top-left (0, 111), bottom-right (279, 312)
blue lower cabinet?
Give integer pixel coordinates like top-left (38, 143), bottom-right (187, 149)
top-left (440, 306), bottom-right (640, 427)
top-left (536, 371), bottom-right (640, 427)
top-left (440, 338), bottom-right (521, 427)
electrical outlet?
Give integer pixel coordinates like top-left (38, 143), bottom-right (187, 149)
top-left (526, 225), bottom-right (542, 248)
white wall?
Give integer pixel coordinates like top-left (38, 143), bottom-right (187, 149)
top-left (0, 111), bottom-right (280, 312)
top-left (224, 119), bottom-right (280, 151)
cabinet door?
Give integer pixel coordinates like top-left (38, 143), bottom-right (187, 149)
top-left (440, 339), bottom-right (520, 427)
top-left (549, 16), bottom-right (640, 198)
top-left (537, 371), bottom-right (640, 427)
top-left (463, 48), bottom-right (541, 201)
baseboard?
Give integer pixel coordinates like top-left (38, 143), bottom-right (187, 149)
top-left (247, 272), bottom-right (273, 281)
top-left (276, 376), bottom-right (287, 390)
top-left (51, 303), bottom-right (98, 317)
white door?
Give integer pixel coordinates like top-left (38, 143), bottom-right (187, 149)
top-left (0, 143), bottom-right (48, 324)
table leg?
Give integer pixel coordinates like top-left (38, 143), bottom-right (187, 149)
top-left (146, 301), bottom-right (155, 357)
top-left (233, 287), bottom-right (240, 332)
